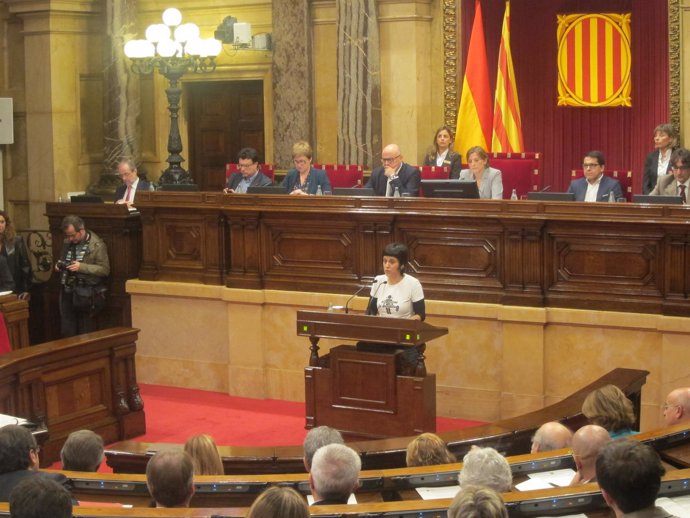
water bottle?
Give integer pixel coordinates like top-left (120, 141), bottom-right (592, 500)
top-left (394, 186), bottom-right (401, 198)
top-left (510, 189), bottom-right (518, 200)
top-left (608, 191), bottom-right (616, 203)
top-left (316, 185), bottom-right (323, 196)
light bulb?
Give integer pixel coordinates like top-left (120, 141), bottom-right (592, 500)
top-left (162, 8), bottom-right (182, 27)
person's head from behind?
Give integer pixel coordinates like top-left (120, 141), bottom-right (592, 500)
top-left (247, 486), bottom-right (309, 518)
top-left (237, 148), bottom-right (260, 179)
top-left (582, 384), bottom-right (635, 434)
top-left (309, 443), bottom-right (361, 503)
top-left (184, 434), bottom-right (224, 476)
top-left (663, 387), bottom-right (690, 426)
top-left (531, 421), bottom-right (572, 454)
top-left (9, 477), bottom-right (72, 518)
top-left (570, 425), bottom-right (611, 483)
top-left (382, 242), bottom-right (409, 278)
top-left (60, 430), bottom-right (104, 472)
top-left (0, 425), bottom-right (39, 474)
top-left (448, 485), bottom-right (508, 518)
top-left (303, 426), bottom-right (344, 472)
top-left (146, 450), bottom-right (195, 508)
top-left (595, 440), bottom-right (665, 516)
top-left (458, 446), bottom-right (512, 493)
top-left (406, 432), bottom-right (456, 467)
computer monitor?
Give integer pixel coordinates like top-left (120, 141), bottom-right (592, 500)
top-left (247, 186), bottom-right (287, 195)
top-left (632, 195), bottom-right (684, 205)
top-left (420, 180), bottom-right (480, 199)
top-left (70, 195), bottom-right (103, 203)
top-left (333, 188), bottom-right (375, 196)
top-left (159, 183), bottom-right (199, 192)
top-left (527, 192), bottom-right (576, 202)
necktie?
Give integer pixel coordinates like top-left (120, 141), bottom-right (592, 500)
top-left (125, 185), bottom-right (132, 202)
top-left (680, 184), bottom-right (686, 204)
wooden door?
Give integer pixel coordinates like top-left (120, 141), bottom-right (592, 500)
top-left (187, 81), bottom-right (264, 190)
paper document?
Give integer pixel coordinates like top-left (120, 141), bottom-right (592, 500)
top-left (415, 485), bottom-right (460, 500)
top-left (307, 494), bottom-right (357, 505)
top-left (527, 468), bottom-right (576, 487)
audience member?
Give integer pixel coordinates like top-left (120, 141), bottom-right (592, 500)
top-left (146, 450), bottom-right (195, 508)
top-left (530, 422), bottom-right (573, 454)
top-left (457, 146), bottom-right (503, 199)
top-left (303, 426), bottom-right (344, 472)
top-left (9, 476), bottom-right (72, 518)
top-left (423, 126), bottom-right (462, 178)
top-left (448, 486), bottom-right (509, 518)
top-left (365, 144), bottom-right (421, 197)
top-left (595, 440), bottom-right (667, 518)
top-left (309, 443), bottom-right (361, 505)
top-left (642, 123), bottom-right (678, 194)
top-left (115, 158), bottom-right (151, 206)
top-left (406, 432), bottom-right (456, 467)
top-left (569, 425), bottom-right (611, 485)
top-left (663, 387), bottom-right (690, 425)
top-left (184, 434), bottom-right (224, 475)
top-left (247, 486), bottom-right (309, 518)
top-left (224, 147), bottom-right (273, 194)
top-left (582, 384), bottom-right (637, 438)
top-left (458, 446), bottom-right (512, 493)
top-left (0, 210), bottom-right (32, 300)
top-left (60, 430), bottom-right (104, 472)
top-left (0, 425), bottom-right (68, 501)
top-left (567, 151), bottom-right (623, 202)
top-left (281, 141), bottom-right (331, 195)
top-left (650, 147), bottom-right (690, 204)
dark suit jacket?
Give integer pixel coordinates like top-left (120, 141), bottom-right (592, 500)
top-left (226, 171), bottom-right (273, 191)
top-left (115, 180), bottom-right (152, 201)
top-left (424, 150), bottom-right (461, 178)
top-left (365, 163), bottom-right (421, 197)
top-left (0, 470), bottom-right (69, 501)
top-left (642, 149), bottom-right (675, 195)
top-left (567, 175), bottom-right (623, 202)
top-left (281, 168), bottom-right (331, 195)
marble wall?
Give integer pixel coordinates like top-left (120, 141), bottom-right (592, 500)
top-left (129, 280), bottom-right (690, 432)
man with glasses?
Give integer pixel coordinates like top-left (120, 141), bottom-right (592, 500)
top-left (651, 147), bottom-right (690, 204)
top-left (0, 425), bottom-right (68, 501)
top-left (567, 150), bottom-right (624, 202)
top-left (662, 387), bottom-right (690, 426)
top-left (365, 144), bottom-right (421, 197)
top-left (223, 147), bottom-right (273, 194)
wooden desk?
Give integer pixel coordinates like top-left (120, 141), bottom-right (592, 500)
top-left (0, 294), bottom-right (29, 349)
top-left (133, 192), bottom-right (690, 316)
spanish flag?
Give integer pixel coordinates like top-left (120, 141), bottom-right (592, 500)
top-left (492, 1), bottom-right (524, 152)
top-left (456, 0), bottom-right (492, 156)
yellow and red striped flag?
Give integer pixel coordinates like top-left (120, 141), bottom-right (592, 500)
top-left (456, 0), bottom-right (492, 156)
top-left (492, 0), bottom-right (524, 152)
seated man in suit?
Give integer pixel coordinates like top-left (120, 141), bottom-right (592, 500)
top-left (224, 147), bottom-right (273, 194)
top-left (365, 144), bottom-right (421, 197)
top-left (567, 151), bottom-right (623, 202)
top-left (146, 450), bottom-right (195, 508)
top-left (662, 387), bottom-right (690, 425)
top-left (0, 425), bottom-right (69, 501)
top-left (9, 477), bottom-right (72, 518)
top-left (303, 426), bottom-right (344, 472)
top-left (115, 158), bottom-right (151, 206)
top-left (650, 147), bottom-right (690, 204)
top-left (60, 430), bottom-right (104, 472)
top-left (309, 444), bottom-right (360, 505)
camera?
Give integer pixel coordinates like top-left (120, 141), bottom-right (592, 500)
top-left (55, 259), bottom-right (69, 272)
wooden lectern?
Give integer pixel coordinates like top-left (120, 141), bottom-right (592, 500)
top-left (297, 310), bottom-right (448, 439)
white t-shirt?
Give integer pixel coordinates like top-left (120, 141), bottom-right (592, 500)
top-left (370, 274), bottom-right (424, 319)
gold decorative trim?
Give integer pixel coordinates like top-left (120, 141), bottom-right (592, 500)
top-left (668, 0), bottom-right (680, 130)
top-left (443, 0), bottom-right (458, 129)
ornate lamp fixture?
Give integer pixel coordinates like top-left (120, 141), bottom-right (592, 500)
top-left (124, 8), bottom-right (222, 184)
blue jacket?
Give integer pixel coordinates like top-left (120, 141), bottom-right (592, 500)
top-left (281, 168), bottom-right (331, 195)
top-left (567, 175), bottom-right (623, 202)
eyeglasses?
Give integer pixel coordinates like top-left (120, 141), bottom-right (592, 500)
top-left (582, 163), bottom-right (601, 169)
top-left (293, 158), bottom-right (310, 165)
top-left (671, 165), bottom-right (690, 171)
top-left (382, 155), bottom-right (401, 163)
top-left (663, 403), bottom-right (680, 412)
top-left (238, 163), bottom-right (257, 169)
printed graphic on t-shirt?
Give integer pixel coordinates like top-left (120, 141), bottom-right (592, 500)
top-left (380, 295), bottom-right (400, 315)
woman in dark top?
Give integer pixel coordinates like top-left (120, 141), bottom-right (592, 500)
top-left (642, 123), bottom-right (678, 194)
top-left (281, 141), bottom-right (331, 195)
top-left (422, 125), bottom-right (462, 178)
top-left (0, 211), bottom-right (31, 299)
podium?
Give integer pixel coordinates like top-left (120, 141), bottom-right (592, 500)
top-left (297, 310), bottom-right (448, 439)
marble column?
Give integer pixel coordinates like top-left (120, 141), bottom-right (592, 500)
top-left (91, 0), bottom-right (140, 195)
top-left (272, 0), bottom-right (313, 168)
top-left (336, 0), bottom-right (382, 168)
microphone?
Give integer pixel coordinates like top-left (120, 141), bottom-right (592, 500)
top-left (343, 285), bottom-right (369, 314)
top-left (368, 280), bottom-right (388, 307)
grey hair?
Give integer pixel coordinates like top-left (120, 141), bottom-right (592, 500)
top-left (458, 447), bottom-right (512, 493)
top-left (310, 444), bottom-right (361, 501)
top-left (303, 426), bottom-right (344, 470)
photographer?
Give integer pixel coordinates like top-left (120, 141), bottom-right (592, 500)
top-left (56, 215), bottom-right (110, 337)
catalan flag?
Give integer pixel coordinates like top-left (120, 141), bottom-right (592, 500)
top-left (492, 1), bottom-right (524, 152)
top-left (456, 0), bottom-right (492, 156)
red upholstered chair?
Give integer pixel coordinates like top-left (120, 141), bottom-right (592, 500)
top-left (570, 169), bottom-right (633, 201)
top-left (489, 152), bottom-right (543, 199)
top-left (313, 164), bottom-right (364, 188)
top-left (418, 165), bottom-right (450, 179)
top-left (225, 164), bottom-right (275, 181)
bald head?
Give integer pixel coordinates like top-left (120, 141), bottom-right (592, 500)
top-left (571, 425), bottom-right (611, 484)
top-left (383, 144), bottom-right (401, 157)
top-left (663, 388), bottom-right (690, 426)
top-left (531, 422), bottom-right (573, 454)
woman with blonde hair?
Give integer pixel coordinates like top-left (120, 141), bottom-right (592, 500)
top-left (281, 140), bottom-right (331, 195)
top-left (448, 486), bottom-right (509, 518)
top-left (582, 384), bottom-right (637, 439)
top-left (406, 432), bottom-right (456, 467)
top-left (423, 125), bottom-right (462, 178)
top-left (247, 486), bottom-right (309, 518)
top-left (183, 434), bottom-right (224, 475)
